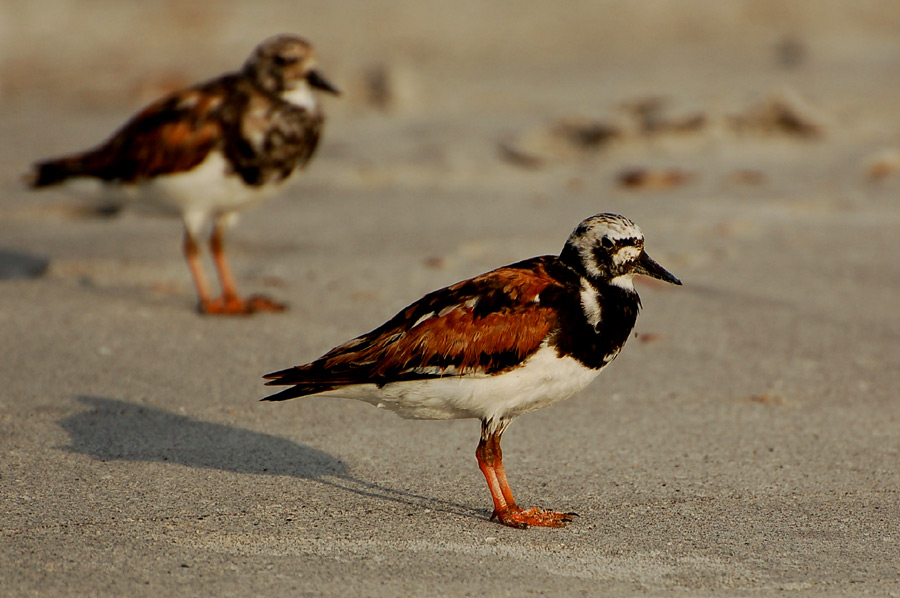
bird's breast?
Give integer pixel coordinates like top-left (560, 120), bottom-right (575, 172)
top-left (137, 152), bottom-right (279, 231)
top-left (552, 283), bottom-right (641, 370)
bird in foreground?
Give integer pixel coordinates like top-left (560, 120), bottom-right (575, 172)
top-left (263, 213), bottom-right (681, 528)
top-left (27, 34), bottom-right (340, 315)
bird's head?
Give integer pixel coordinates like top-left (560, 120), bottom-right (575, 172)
top-left (560, 213), bottom-right (682, 290)
top-left (244, 34), bottom-right (341, 101)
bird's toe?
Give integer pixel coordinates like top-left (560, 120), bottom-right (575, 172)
top-left (491, 506), bottom-right (575, 529)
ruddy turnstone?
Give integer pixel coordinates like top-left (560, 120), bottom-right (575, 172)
top-left (27, 34), bottom-right (340, 315)
top-left (263, 213), bottom-right (681, 528)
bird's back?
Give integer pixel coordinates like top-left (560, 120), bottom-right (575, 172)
top-left (28, 72), bottom-right (324, 191)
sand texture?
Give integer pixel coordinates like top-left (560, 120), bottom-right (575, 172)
top-left (2, 1), bottom-right (900, 596)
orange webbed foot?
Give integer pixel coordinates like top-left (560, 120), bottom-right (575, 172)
top-left (244, 294), bottom-right (288, 313)
top-left (491, 506), bottom-right (577, 529)
top-left (198, 294), bottom-right (287, 316)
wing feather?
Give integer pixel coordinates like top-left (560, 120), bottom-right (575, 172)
top-left (29, 84), bottom-right (227, 185)
top-left (263, 257), bottom-right (566, 400)
top-left (93, 88), bottom-right (225, 181)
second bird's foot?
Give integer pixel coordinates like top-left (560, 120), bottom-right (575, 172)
top-left (198, 294), bottom-right (287, 316)
top-left (245, 294), bottom-right (288, 313)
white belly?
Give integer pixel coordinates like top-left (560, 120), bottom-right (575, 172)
top-left (321, 344), bottom-right (603, 424)
top-left (128, 153), bottom-right (281, 233)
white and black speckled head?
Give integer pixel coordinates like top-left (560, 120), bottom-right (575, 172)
top-left (244, 34), bottom-right (340, 101)
top-left (561, 213), bottom-right (682, 290)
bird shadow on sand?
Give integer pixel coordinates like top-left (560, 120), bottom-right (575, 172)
top-left (59, 396), bottom-right (482, 521)
top-left (0, 249), bottom-right (50, 280)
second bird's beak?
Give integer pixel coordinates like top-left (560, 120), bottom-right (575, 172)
top-left (307, 70), bottom-right (341, 95)
top-left (635, 251), bottom-right (682, 285)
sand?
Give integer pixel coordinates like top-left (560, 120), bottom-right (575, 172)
top-left (2, 1), bottom-right (900, 595)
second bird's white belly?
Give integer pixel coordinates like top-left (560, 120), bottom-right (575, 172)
top-left (129, 152), bottom-right (281, 232)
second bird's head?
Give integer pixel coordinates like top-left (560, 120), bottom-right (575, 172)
top-left (245, 34), bottom-right (341, 99)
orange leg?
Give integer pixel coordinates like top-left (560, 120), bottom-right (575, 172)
top-left (476, 421), bottom-right (575, 529)
top-left (201, 221), bottom-right (286, 315)
top-left (476, 432), bottom-right (513, 521)
top-left (486, 433), bottom-right (518, 508)
top-left (183, 228), bottom-right (217, 309)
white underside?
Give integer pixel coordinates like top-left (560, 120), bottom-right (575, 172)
top-left (316, 343), bottom-right (604, 424)
top-left (105, 152), bottom-right (281, 235)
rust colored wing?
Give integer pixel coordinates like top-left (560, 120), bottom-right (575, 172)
top-left (263, 257), bottom-right (570, 401)
top-left (30, 85), bottom-right (227, 187)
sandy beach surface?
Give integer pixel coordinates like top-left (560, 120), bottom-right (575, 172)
top-left (2, 1), bottom-right (900, 595)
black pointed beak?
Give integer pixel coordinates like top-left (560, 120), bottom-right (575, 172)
top-left (635, 251), bottom-right (682, 285)
top-left (307, 70), bottom-right (341, 95)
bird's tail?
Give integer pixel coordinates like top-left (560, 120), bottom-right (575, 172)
top-left (260, 383), bottom-right (340, 402)
top-left (27, 152), bottom-right (105, 188)
top-left (261, 366), bottom-right (343, 402)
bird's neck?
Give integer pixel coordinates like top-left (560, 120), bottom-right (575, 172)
top-left (281, 83), bottom-right (317, 111)
top-left (579, 277), bottom-right (641, 326)
top-left (548, 275), bottom-right (641, 370)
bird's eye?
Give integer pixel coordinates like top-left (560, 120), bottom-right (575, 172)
top-left (274, 55), bottom-right (298, 66)
top-left (601, 236), bottom-right (614, 249)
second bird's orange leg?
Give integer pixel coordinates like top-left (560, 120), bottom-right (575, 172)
top-left (206, 222), bottom-right (286, 315)
top-left (183, 228), bottom-right (218, 312)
